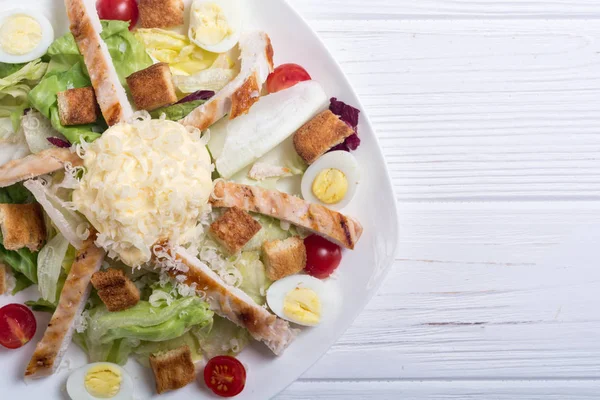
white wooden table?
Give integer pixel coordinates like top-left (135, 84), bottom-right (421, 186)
top-left (278, 1), bottom-right (600, 398)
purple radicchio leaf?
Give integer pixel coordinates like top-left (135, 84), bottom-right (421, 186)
top-left (47, 137), bottom-right (71, 148)
top-left (176, 90), bottom-right (216, 104)
top-left (328, 97), bottom-right (361, 152)
top-left (329, 97), bottom-right (360, 129)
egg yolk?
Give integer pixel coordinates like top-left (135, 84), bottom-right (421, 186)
top-left (312, 168), bottom-right (348, 204)
top-left (283, 287), bottom-right (322, 326)
top-left (84, 364), bottom-right (122, 398)
top-left (190, 3), bottom-right (233, 46)
top-left (0, 15), bottom-right (42, 55)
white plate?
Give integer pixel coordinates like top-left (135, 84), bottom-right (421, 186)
top-left (0, 0), bottom-right (400, 399)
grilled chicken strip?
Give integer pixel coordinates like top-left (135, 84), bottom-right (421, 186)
top-left (0, 148), bottom-right (82, 188)
top-left (25, 235), bottom-right (105, 379)
top-left (65, 0), bottom-right (133, 126)
top-left (163, 247), bottom-right (297, 355)
top-left (211, 182), bottom-right (363, 250)
top-left (180, 31), bottom-right (274, 130)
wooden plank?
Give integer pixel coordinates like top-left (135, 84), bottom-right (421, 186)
top-left (292, 0), bottom-right (600, 19)
top-left (288, 20), bottom-right (600, 201)
top-left (278, 380), bottom-right (600, 399)
top-left (297, 204), bottom-right (600, 380)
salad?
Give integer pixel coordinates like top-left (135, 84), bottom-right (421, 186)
top-left (0, 0), bottom-right (364, 398)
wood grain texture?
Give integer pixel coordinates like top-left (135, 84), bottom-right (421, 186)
top-left (279, 1), bottom-right (600, 398)
top-left (280, 381), bottom-right (600, 400)
top-left (292, 0), bottom-right (600, 19)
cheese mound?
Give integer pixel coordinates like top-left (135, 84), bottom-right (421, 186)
top-left (73, 118), bottom-right (213, 267)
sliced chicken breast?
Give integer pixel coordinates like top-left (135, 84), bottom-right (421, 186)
top-left (180, 31), bottom-right (274, 130)
top-left (211, 181), bottom-right (363, 250)
top-left (65, 0), bottom-right (133, 126)
top-left (167, 247), bottom-right (297, 355)
top-left (0, 148), bottom-right (82, 188)
top-left (25, 235), bottom-right (105, 379)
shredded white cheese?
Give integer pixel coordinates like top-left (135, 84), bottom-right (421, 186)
top-left (73, 117), bottom-right (213, 266)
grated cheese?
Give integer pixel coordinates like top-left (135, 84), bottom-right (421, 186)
top-left (73, 116), bottom-right (213, 267)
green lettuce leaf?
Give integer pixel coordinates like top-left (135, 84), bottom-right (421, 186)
top-left (12, 272), bottom-right (34, 294)
top-left (75, 334), bottom-right (136, 366)
top-left (0, 184), bottom-right (37, 293)
top-left (235, 251), bottom-right (272, 305)
top-left (25, 298), bottom-right (56, 313)
top-left (86, 297), bottom-right (213, 344)
top-left (0, 59), bottom-right (48, 130)
top-left (48, 20), bottom-right (152, 86)
top-left (243, 215), bottom-right (295, 251)
top-left (28, 62), bottom-right (91, 117)
top-left (50, 107), bottom-right (101, 143)
top-left (0, 183), bottom-right (32, 204)
top-left (133, 332), bottom-right (204, 367)
top-left (0, 239), bottom-right (38, 284)
top-left (149, 100), bottom-right (207, 121)
top-left (0, 59), bottom-right (47, 91)
top-left (28, 62), bottom-right (101, 143)
top-left (194, 316), bottom-right (250, 359)
top-left (37, 232), bottom-right (69, 303)
top-left (0, 62), bottom-right (26, 79)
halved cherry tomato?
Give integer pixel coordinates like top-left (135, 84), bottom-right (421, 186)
top-left (96, 0), bottom-right (139, 30)
top-left (0, 304), bottom-right (36, 349)
top-left (266, 63), bottom-right (311, 94)
top-left (304, 235), bottom-right (342, 279)
top-left (204, 355), bottom-right (247, 397)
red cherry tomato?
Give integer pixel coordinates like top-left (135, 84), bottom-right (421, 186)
top-left (266, 63), bottom-right (311, 94)
top-left (204, 356), bottom-right (247, 397)
top-left (96, 0), bottom-right (139, 30)
top-left (0, 304), bottom-right (37, 349)
top-left (304, 235), bottom-right (342, 279)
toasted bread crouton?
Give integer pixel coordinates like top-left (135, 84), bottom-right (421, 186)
top-left (57, 87), bottom-right (98, 126)
top-left (0, 263), bottom-right (7, 295)
top-left (293, 110), bottom-right (355, 164)
top-left (127, 63), bottom-right (178, 111)
top-left (149, 345), bottom-right (195, 394)
top-left (210, 207), bottom-right (262, 253)
top-left (139, 0), bottom-right (184, 29)
top-left (91, 268), bottom-right (140, 312)
top-left (263, 237), bottom-right (306, 281)
top-left (0, 203), bottom-right (46, 251)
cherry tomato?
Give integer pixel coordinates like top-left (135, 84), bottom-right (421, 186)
top-left (266, 63), bottom-right (311, 94)
top-left (204, 356), bottom-right (246, 397)
top-left (0, 304), bottom-right (36, 349)
top-left (304, 235), bottom-right (342, 279)
top-left (96, 0), bottom-right (139, 30)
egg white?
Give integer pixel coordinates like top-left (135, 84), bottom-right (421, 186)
top-left (301, 151), bottom-right (360, 210)
top-left (267, 274), bottom-right (331, 327)
top-left (66, 362), bottom-right (134, 400)
top-left (0, 10), bottom-right (54, 64)
top-left (188, 0), bottom-right (242, 54)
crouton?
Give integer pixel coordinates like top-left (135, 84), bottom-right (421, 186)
top-left (149, 345), bottom-right (195, 394)
top-left (262, 237), bottom-right (307, 281)
top-left (0, 203), bottom-right (46, 251)
top-left (210, 207), bottom-right (262, 253)
top-left (139, 0), bottom-right (184, 29)
top-left (57, 87), bottom-right (98, 126)
top-left (126, 63), bottom-right (178, 111)
top-left (91, 268), bottom-right (140, 312)
top-left (293, 109), bottom-right (355, 164)
top-left (0, 263), bottom-right (6, 295)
